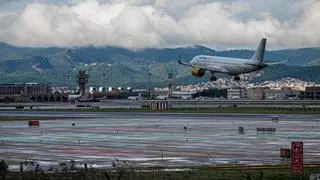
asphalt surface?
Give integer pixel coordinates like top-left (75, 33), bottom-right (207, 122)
top-left (1, 99), bottom-right (320, 110)
top-left (1, 112), bottom-right (320, 170)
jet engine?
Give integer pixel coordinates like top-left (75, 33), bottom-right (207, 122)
top-left (191, 67), bottom-right (205, 77)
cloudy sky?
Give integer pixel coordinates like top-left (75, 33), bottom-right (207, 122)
top-left (0, 0), bottom-right (319, 49)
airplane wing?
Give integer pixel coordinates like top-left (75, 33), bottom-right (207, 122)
top-left (178, 60), bottom-right (192, 67)
top-left (178, 60), bottom-right (229, 73)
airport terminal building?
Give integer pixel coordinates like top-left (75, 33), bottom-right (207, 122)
top-left (246, 87), bottom-right (301, 100)
top-left (300, 86), bottom-right (320, 100)
top-left (0, 83), bottom-right (52, 95)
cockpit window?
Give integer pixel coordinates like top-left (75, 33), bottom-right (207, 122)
top-left (190, 57), bottom-right (198, 63)
top-left (191, 56), bottom-right (207, 63)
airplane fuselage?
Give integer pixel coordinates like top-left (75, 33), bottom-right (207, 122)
top-left (128, 97), bottom-right (139, 100)
top-left (190, 55), bottom-right (267, 76)
top-left (128, 94), bottom-right (141, 100)
top-left (178, 38), bottom-right (272, 81)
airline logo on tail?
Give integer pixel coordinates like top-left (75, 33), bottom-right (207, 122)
top-left (247, 38), bottom-right (266, 65)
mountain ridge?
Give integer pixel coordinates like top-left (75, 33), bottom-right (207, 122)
top-left (0, 42), bottom-right (319, 88)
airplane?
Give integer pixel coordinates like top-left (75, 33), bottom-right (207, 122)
top-left (181, 94), bottom-right (192, 100)
top-left (155, 94), bottom-right (168, 100)
top-left (178, 38), bottom-right (287, 81)
top-left (68, 94), bottom-right (82, 101)
top-left (68, 91), bottom-right (84, 101)
top-left (68, 90), bottom-right (86, 101)
top-left (266, 96), bottom-right (277, 100)
top-left (128, 93), bottom-right (142, 101)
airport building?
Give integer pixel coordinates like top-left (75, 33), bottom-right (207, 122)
top-left (0, 83), bottom-right (52, 95)
top-left (247, 87), bottom-right (301, 100)
top-left (300, 86), bottom-right (320, 100)
top-left (246, 87), bottom-right (266, 100)
top-left (227, 87), bottom-right (247, 99)
top-left (264, 88), bottom-right (299, 100)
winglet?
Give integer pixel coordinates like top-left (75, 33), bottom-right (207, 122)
top-left (177, 58), bottom-right (192, 67)
top-left (177, 55), bottom-right (182, 63)
top-left (177, 55), bottom-right (185, 65)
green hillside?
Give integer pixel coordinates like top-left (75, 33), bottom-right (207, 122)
top-left (305, 57), bottom-right (320, 66)
top-left (0, 42), bottom-right (319, 87)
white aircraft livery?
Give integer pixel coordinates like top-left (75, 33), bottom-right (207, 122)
top-left (128, 93), bottom-right (141, 100)
top-left (178, 38), bottom-right (285, 81)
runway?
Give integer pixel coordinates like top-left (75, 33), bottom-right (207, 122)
top-left (1, 112), bottom-right (320, 170)
top-left (1, 99), bottom-right (320, 110)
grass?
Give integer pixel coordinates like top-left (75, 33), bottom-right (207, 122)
top-left (3, 165), bottom-right (319, 180)
top-left (14, 106), bottom-right (320, 114)
top-left (0, 107), bottom-right (318, 122)
top-left (0, 116), bottom-right (79, 121)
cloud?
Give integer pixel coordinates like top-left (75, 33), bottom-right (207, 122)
top-left (0, 0), bottom-right (19, 6)
top-left (0, 0), bottom-right (319, 49)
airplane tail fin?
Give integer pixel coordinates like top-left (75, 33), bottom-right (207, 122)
top-left (248, 38), bottom-right (266, 65)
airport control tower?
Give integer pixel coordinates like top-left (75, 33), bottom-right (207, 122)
top-left (77, 70), bottom-right (89, 95)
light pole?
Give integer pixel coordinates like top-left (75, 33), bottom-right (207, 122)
top-left (148, 72), bottom-right (152, 99)
top-left (313, 74), bottom-right (316, 100)
top-left (66, 71), bottom-right (70, 90)
top-left (102, 73), bottom-right (106, 87)
top-left (314, 82), bottom-right (316, 100)
top-left (103, 64), bottom-right (111, 90)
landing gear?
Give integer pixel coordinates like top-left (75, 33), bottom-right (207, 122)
top-left (234, 76), bottom-right (240, 81)
top-left (210, 71), bottom-right (217, 81)
top-left (210, 76), bottom-right (217, 81)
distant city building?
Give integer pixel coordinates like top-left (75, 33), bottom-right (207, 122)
top-left (227, 87), bottom-right (247, 99)
top-left (300, 86), bottom-right (320, 100)
top-left (175, 77), bottom-right (316, 94)
top-left (89, 87), bottom-right (97, 94)
top-left (247, 87), bottom-right (267, 100)
top-left (98, 87), bottom-right (106, 92)
top-left (0, 83), bottom-right (52, 95)
top-left (51, 86), bottom-right (71, 93)
top-left (247, 87), bottom-right (300, 100)
top-left (196, 88), bottom-right (227, 98)
top-left (264, 88), bottom-right (300, 100)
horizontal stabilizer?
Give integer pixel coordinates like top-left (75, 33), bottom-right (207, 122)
top-left (266, 55), bottom-right (290, 66)
top-left (266, 60), bottom-right (288, 66)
